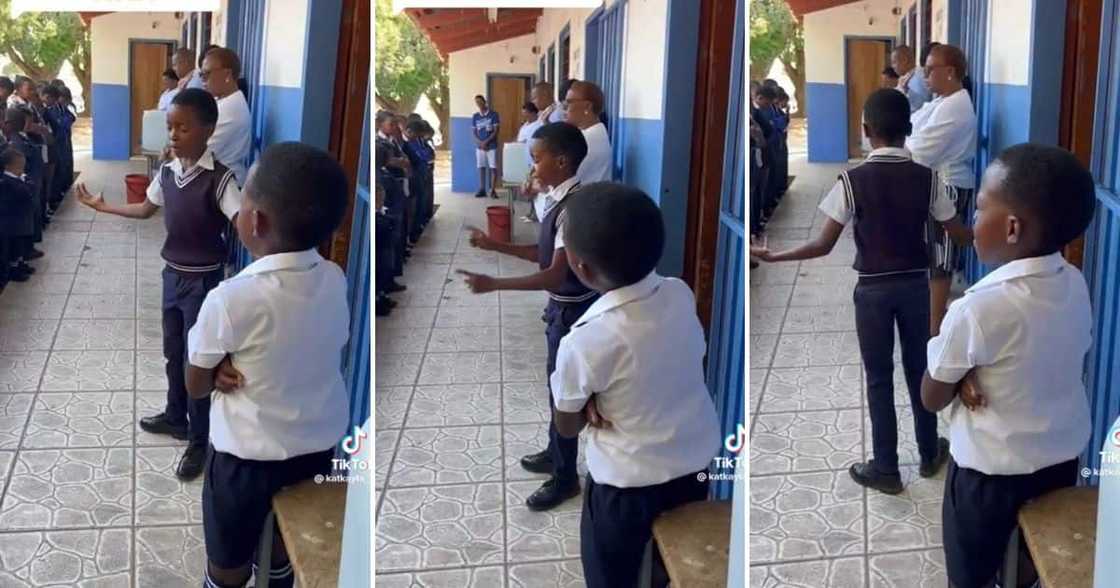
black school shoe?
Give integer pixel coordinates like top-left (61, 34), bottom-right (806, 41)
top-left (920, 437), bottom-right (951, 478)
top-left (375, 296), bottom-right (394, 317)
top-left (849, 461), bottom-right (904, 495)
top-left (525, 476), bottom-right (580, 511)
top-left (8, 267), bottom-right (30, 282)
top-left (139, 412), bottom-right (189, 440)
top-left (26, 248), bottom-right (44, 260)
top-left (520, 449), bottom-right (553, 474)
top-left (474, 190), bottom-right (487, 198)
top-left (175, 443), bottom-right (208, 481)
top-left (387, 280), bottom-right (407, 293)
top-left (13, 262), bottom-right (34, 276)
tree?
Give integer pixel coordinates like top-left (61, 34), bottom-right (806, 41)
top-left (749, 0), bottom-right (807, 117)
top-left (0, 2), bottom-right (90, 114)
top-left (70, 22), bottom-right (91, 117)
top-left (425, 68), bottom-right (449, 150)
top-left (780, 24), bottom-right (806, 119)
top-left (375, 0), bottom-right (446, 116)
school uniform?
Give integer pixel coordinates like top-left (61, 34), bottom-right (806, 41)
top-left (551, 272), bottom-right (721, 588)
top-left (539, 177), bottom-right (600, 485)
top-left (907, 88), bottom-right (977, 275)
top-left (402, 138), bottom-right (429, 241)
top-left (188, 248), bottom-right (348, 579)
top-left (30, 104), bottom-right (57, 214)
top-left (927, 253), bottom-right (1091, 587)
top-left (576, 122), bottom-right (612, 184)
top-left (818, 147), bottom-right (958, 475)
top-left (0, 171), bottom-right (33, 284)
top-left (376, 135), bottom-right (407, 277)
top-left (7, 133), bottom-right (43, 244)
top-left (147, 150), bottom-right (241, 447)
top-left (44, 103), bottom-right (75, 205)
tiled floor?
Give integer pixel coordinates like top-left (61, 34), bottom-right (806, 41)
top-left (749, 155), bottom-right (950, 588)
top-left (0, 153), bottom-right (207, 586)
top-left (374, 186), bottom-right (589, 587)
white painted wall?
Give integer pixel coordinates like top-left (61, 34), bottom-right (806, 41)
top-left (448, 33), bottom-right (538, 118)
top-left (91, 12), bottom-right (183, 85)
top-left (262, 0), bottom-right (309, 88)
top-left (931, 0), bottom-right (949, 43)
top-left (986, 0), bottom-right (1032, 85)
top-left (212, 0), bottom-right (229, 46)
top-left (620, 0), bottom-right (666, 120)
top-left (536, 8), bottom-right (595, 83)
top-left (804, 2), bottom-right (902, 84)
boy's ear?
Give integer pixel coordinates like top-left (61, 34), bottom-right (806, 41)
top-left (861, 122), bottom-right (872, 139)
top-left (1006, 214), bottom-right (1021, 244)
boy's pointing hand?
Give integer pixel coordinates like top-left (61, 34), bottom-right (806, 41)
top-left (456, 269), bottom-right (496, 294)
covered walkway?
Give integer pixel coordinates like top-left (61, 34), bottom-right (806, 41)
top-left (0, 154), bottom-right (204, 586)
top-left (749, 155), bottom-right (949, 587)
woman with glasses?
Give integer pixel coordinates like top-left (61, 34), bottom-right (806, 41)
top-left (906, 43), bottom-right (978, 337)
top-left (200, 48), bottom-right (251, 188)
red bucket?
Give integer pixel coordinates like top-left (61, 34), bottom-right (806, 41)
top-left (486, 206), bottom-right (512, 243)
top-left (125, 174), bottom-right (149, 204)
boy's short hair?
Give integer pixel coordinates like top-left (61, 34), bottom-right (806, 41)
top-left (422, 121), bottom-right (435, 135)
top-left (40, 85), bottom-right (60, 99)
top-left (170, 88), bottom-right (219, 126)
top-left (50, 79), bottom-right (66, 89)
top-left (206, 47), bottom-right (241, 78)
top-left (0, 146), bottom-right (25, 168)
top-left (375, 110), bottom-right (395, 126)
top-left (563, 183), bottom-right (665, 287)
top-left (0, 77), bottom-right (12, 93)
top-left (248, 142), bottom-right (349, 251)
top-left (60, 87), bottom-right (72, 101)
top-left (531, 122), bottom-right (588, 171)
top-left (882, 66), bottom-right (899, 78)
top-left (762, 79), bottom-right (779, 89)
top-left (993, 143), bottom-right (1096, 253)
top-left (777, 88), bottom-right (789, 100)
top-left (163, 68), bottom-right (180, 82)
top-left (407, 113), bottom-right (423, 122)
top-left (522, 101), bottom-right (539, 114)
top-left (756, 86), bottom-right (778, 101)
top-left (474, 94), bottom-right (486, 102)
top-left (405, 120), bottom-right (425, 135)
top-left (862, 88), bottom-right (912, 142)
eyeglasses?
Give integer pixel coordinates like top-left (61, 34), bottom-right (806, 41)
top-left (198, 66), bottom-right (228, 82)
top-left (923, 64), bottom-right (952, 76)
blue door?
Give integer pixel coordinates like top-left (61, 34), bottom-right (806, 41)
top-left (959, 0), bottom-right (989, 283)
top-left (1081, 0), bottom-right (1120, 476)
top-left (343, 92), bottom-right (373, 430)
top-left (585, 0), bottom-right (626, 179)
top-left (707, 0), bottom-right (746, 501)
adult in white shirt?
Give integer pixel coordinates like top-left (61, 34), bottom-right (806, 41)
top-left (905, 43), bottom-right (978, 336)
top-left (202, 48), bottom-right (251, 187)
top-left (531, 82), bottom-right (568, 125)
top-left (565, 80), bottom-right (613, 183)
top-left (516, 101), bottom-right (543, 143)
top-left (157, 69), bottom-right (180, 111)
top-left (892, 45), bottom-right (933, 113)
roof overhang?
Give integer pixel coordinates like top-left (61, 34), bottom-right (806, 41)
top-left (785, 0), bottom-right (864, 17)
top-left (78, 11), bottom-right (110, 25)
top-left (405, 8), bottom-right (542, 59)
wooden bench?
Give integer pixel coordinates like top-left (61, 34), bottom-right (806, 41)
top-left (255, 480), bottom-right (347, 588)
top-left (1004, 486), bottom-right (1097, 588)
top-left (649, 500), bottom-right (733, 588)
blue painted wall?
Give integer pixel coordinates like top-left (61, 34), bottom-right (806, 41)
top-left (299, 0), bottom-right (342, 151)
top-left (92, 83), bottom-right (131, 160)
top-left (806, 82), bottom-right (847, 162)
top-left (257, 85), bottom-right (305, 147)
top-left (982, 83), bottom-right (1030, 160)
top-left (450, 116), bottom-right (479, 193)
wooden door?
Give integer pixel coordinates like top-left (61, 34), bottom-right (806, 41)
top-left (846, 39), bottom-right (890, 158)
top-left (487, 75), bottom-right (530, 181)
top-left (1058, 0), bottom-right (1102, 269)
top-left (130, 41), bottom-right (172, 155)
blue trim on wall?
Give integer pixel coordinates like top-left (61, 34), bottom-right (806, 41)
top-left (257, 85), bottom-right (305, 148)
top-left (451, 116), bottom-right (478, 193)
top-left (984, 83), bottom-right (1030, 158)
top-left (806, 82), bottom-right (847, 162)
top-left (1027, 0), bottom-right (1066, 145)
top-left (947, 0), bottom-right (962, 44)
top-left (92, 83), bottom-right (130, 161)
top-left (300, 0), bottom-right (342, 150)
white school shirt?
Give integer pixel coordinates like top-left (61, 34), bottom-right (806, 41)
top-left (905, 89), bottom-right (977, 189)
top-left (145, 149), bottom-right (242, 221)
top-left (818, 146), bottom-right (958, 226)
top-left (577, 122), bottom-right (613, 184)
top-left (209, 90), bottom-right (251, 187)
top-left (188, 249), bottom-right (351, 461)
top-left (551, 273), bottom-right (722, 487)
top-left (536, 176), bottom-right (580, 249)
top-left (157, 88), bottom-right (180, 111)
top-left (926, 253), bottom-right (1092, 475)
top-left (517, 120), bottom-right (542, 143)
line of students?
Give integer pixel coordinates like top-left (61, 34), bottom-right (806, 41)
top-left (0, 76), bottom-right (77, 291)
top-left (374, 110), bottom-right (437, 316)
top-left (749, 79), bottom-right (790, 240)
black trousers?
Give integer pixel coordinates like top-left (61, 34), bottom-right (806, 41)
top-left (853, 273), bottom-right (938, 474)
top-left (943, 459), bottom-right (1078, 588)
top-left (374, 213), bottom-right (395, 293)
top-left (581, 472), bottom-right (709, 588)
top-left (545, 296), bottom-right (597, 484)
top-left (162, 267), bottom-right (224, 445)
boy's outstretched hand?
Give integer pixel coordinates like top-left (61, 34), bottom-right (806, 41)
top-left (958, 370), bottom-right (985, 411)
top-left (465, 226), bottom-right (495, 251)
top-left (584, 396), bottom-right (613, 430)
top-left (214, 355), bottom-right (245, 393)
top-left (456, 269), bottom-right (497, 294)
top-left (75, 183), bottom-right (105, 211)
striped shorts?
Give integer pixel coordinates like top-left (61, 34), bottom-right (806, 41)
top-left (928, 186), bottom-right (974, 275)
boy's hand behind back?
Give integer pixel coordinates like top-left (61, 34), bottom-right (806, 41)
top-left (214, 355), bottom-right (245, 393)
top-left (957, 370), bottom-right (986, 411)
top-left (584, 396), bottom-right (613, 430)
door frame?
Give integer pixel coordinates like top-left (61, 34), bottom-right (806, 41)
top-left (843, 35), bottom-right (895, 159)
top-left (127, 38), bottom-right (177, 156)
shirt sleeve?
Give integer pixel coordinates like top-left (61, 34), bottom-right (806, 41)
top-left (927, 302), bottom-right (990, 384)
top-left (187, 289), bottom-right (236, 369)
top-left (929, 171), bottom-right (957, 222)
top-left (217, 171), bottom-right (242, 220)
top-left (906, 107), bottom-right (960, 169)
top-left (817, 179), bottom-right (852, 225)
top-left (145, 173), bottom-right (164, 206)
top-left (550, 336), bottom-right (596, 413)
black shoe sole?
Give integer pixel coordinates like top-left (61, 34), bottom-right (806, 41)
top-left (520, 458), bottom-right (555, 475)
top-left (138, 421), bottom-right (189, 440)
top-left (849, 464), bottom-right (903, 495)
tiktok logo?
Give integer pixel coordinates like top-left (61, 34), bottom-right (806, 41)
top-left (341, 426), bottom-right (367, 455)
top-left (1111, 426), bottom-right (1120, 448)
top-left (724, 423), bottom-right (747, 453)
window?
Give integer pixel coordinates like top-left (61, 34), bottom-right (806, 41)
top-left (547, 43), bottom-right (556, 84)
top-left (584, 0), bottom-right (626, 179)
top-left (201, 12), bottom-right (212, 49)
top-left (559, 25), bottom-right (571, 84)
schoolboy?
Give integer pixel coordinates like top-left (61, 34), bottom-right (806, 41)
top-left (4, 108), bottom-right (44, 257)
top-left (752, 89), bottom-right (972, 494)
top-left (75, 88), bottom-right (241, 481)
top-left (458, 122), bottom-right (598, 511)
top-left (921, 143), bottom-right (1096, 588)
top-left (0, 148), bottom-right (34, 286)
top-left (42, 85), bottom-right (75, 209)
top-left (184, 142), bottom-right (350, 588)
top-left (551, 183), bottom-right (721, 588)
top-left (471, 94), bottom-right (500, 199)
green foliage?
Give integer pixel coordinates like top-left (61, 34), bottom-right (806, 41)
top-left (0, 1), bottom-right (85, 81)
top-left (375, 0), bottom-right (446, 114)
top-left (749, 0), bottom-right (800, 81)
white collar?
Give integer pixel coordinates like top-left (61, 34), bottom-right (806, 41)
top-left (3, 171), bottom-right (22, 180)
top-left (574, 272), bottom-right (663, 328)
top-left (966, 253), bottom-right (1067, 294)
top-left (545, 176), bottom-right (581, 203)
top-left (169, 149), bottom-right (216, 176)
top-left (242, 249), bottom-right (324, 277)
top-left (864, 146), bottom-right (913, 163)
